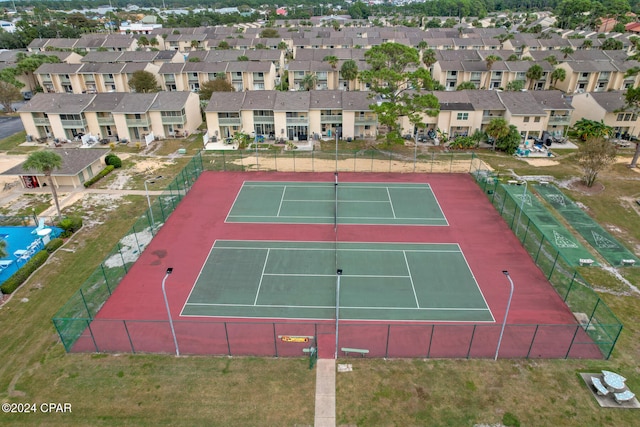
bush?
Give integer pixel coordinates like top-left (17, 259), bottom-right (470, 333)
top-left (84, 165), bottom-right (114, 188)
top-left (58, 217), bottom-right (82, 238)
top-left (0, 250), bottom-right (49, 294)
top-left (44, 237), bottom-right (64, 254)
top-left (104, 154), bottom-right (122, 169)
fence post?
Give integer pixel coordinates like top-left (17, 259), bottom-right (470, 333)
top-left (224, 322), bottom-right (231, 356)
top-left (547, 251), bottom-right (560, 280)
top-left (605, 327), bottom-right (622, 360)
top-left (370, 150), bottom-right (374, 172)
top-left (273, 323), bottom-right (278, 357)
top-left (100, 263), bottom-right (112, 295)
top-left (585, 298), bottom-right (601, 331)
top-left (158, 197), bottom-right (166, 224)
top-left (563, 272), bottom-right (577, 302)
top-left (385, 324), bottom-right (390, 358)
top-left (222, 150), bottom-right (226, 171)
top-left (565, 325), bottom-right (581, 359)
top-left (388, 151), bottom-right (392, 173)
top-left (522, 218), bottom-right (531, 246)
top-left (79, 289), bottom-right (92, 318)
top-left (123, 320), bottom-right (135, 353)
top-left (52, 320), bottom-right (70, 352)
top-left (427, 325), bottom-right (435, 358)
top-left (86, 319), bottom-right (99, 352)
top-left (534, 235), bottom-right (545, 264)
top-left (526, 325), bottom-right (539, 359)
top-left (293, 150), bottom-right (296, 172)
top-left (467, 325), bottom-right (477, 359)
top-left (117, 242), bottom-right (128, 273)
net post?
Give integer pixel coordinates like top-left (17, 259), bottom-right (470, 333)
top-left (335, 269), bottom-right (342, 359)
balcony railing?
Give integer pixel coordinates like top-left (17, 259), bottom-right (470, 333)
top-left (548, 115), bottom-right (571, 125)
top-left (61, 119), bottom-right (87, 128)
top-left (218, 117), bottom-right (241, 126)
top-left (125, 118), bottom-right (151, 127)
top-left (253, 116), bottom-right (274, 124)
top-left (482, 115), bottom-right (502, 124)
top-left (97, 117), bottom-right (115, 125)
top-left (161, 115), bottom-right (186, 125)
top-left (320, 115), bottom-right (343, 123)
top-left (354, 117), bottom-right (377, 125)
top-left (33, 117), bottom-right (50, 126)
top-left (286, 117), bottom-right (308, 125)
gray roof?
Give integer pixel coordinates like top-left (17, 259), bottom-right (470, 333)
top-left (118, 51), bottom-right (159, 62)
top-left (586, 91), bottom-right (627, 112)
top-left (1, 148), bottom-right (110, 177)
top-left (111, 93), bottom-right (158, 114)
top-left (342, 91), bottom-right (374, 111)
top-left (81, 51), bottom-right (122, 63)
top-left (150, 92), bottom-right (191, 111)
top-left (434, 91), bottom-right (474, 111)
top-left (241, 91), bottom-right (278, 110)
top-left (274, 91), bottom-right (311, 112)
top-left (497, 91), bottom-right (547, 115)
top-left (35, 63), bottom-right (83, 74)
top-left (309, 91), bottom-right (343, 109)
top-left (83, 93), bottom-right (128, 112)
top-left (529, 90), bottom-right (574, 111)
top-left (465, 90), bottom-right (505, 111)
top-left (205, 91), bottom-right (246, 112)
top-left (18, 93), bottom-right (95, 114)
top-left (158, 63), bottom-right (184, 74)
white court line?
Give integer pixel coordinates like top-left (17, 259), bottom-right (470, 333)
top-left (224, 181), bottom-right (251, 223)
top-left (387, 187), bottom-right (397, 219)
top-left (455, 243), bottom-right (495, 322)
top-left (227, 214), bottom-right (445, 221)
top-left (185, 302), bottom-right (490, 312)
top-left (253, 248), bottom-right (270, 305)
top-left (214, 246), bottom-right (461, 253)
top-left (403, 250), bottom-right (420, 308)
top-left (276, 186), bottom-right (286, 217)
top-left (262, 273), bottom-right (411, 278)
top-left (179, 240), bottom-right (220, 316)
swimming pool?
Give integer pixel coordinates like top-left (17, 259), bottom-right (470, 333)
top-left (0, 225), bottom-right (62, 287)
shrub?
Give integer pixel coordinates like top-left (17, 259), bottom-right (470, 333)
top-left (0, 250), bottom-right (49, 294)
top-left (83, 165), bottom-right (114, 188)
top-left (58, 217), bottom-right (82, 238)
top-left (44, 237), bottom-right (64, 254)
top-left (104, 154), bottom-right (122, 168)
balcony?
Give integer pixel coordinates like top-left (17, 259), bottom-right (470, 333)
top-left (286, 117), bottom-right (308, 125)
top-left (33, 117), bottom-right (50, 126)
top-left (97, 116), bottom-right (115, 125)
top-left (253, 116), bottom-right (274, 124)
top-left (125, 117), bottom-right (151, 127)
top-left (548, 115), bottom-right (571, 125)
top-left (218, 117), bottom-right (241, 126)
top-left (482, 114), bottom-right (501, 124)
top-left (61, 119), bottom-right (87, 128)
top-left (161, 115), bottom-right (186, 125)
top-left (354, 116), bottom-right (377, 125)
top-left (320, 115), bottom-right (343, 124)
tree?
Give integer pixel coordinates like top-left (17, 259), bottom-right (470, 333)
top-left (260, 28), bottom-right (280, 38)
top-left (456, 81), bottom-right (477, 90)
top-left (576, 137), bottom-right (618, 187)
top-left (572, 118), bottom-right (614, 141)
top-left (300, 74), bottom-right (317, 91)
top-left (526, 64), bottom-right (544, 90)
top-left (23, 151), bottom-right (63, 221)
top-left (199, 76), bottom-right (234, 100)
top-left (560, 47), bottom-right (574, 58)
top-left (0, 81), bottom-right (22, 112)
top-left (494, 33), bottom-right (514, 49)
top-left (0, 239), bottom-right (6, 259)
top-left (550, 68), bottom-right (567, 87)
top-left (138, 36), bottom-right (150, 49)
top-left (485, 118), bottom-right (510, 151)
top-left (340, 59), bottom-right (358, 90)
top-left (582, 39), bottom-right (593, 49)
top-left (128, 70), bottom-right (160, 93)
top-left (323, 55), bottom-right (338, 69)
top-left (359, 43), bottom-right (439, 143)
top-left (150, 37), bottom-right (159, 48)
top-left (601, 38), bottom-right (623, 50)
top-left (495, 124), bottom-right (521, 155)
top-left (622, 86), bottom-right (640, 167)
top-left (422, 48), bottom-right (437, 68)
top-left (505, 80), bottom-right (525, 91)
top-left (217, 41), bottom-right (230, 50)
top-left (16, 53), bottom-right (60, 91)
top-left (483, 55), bottom-right (501, 89)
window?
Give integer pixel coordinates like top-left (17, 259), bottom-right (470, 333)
top-left (523, 116), bottom-right (530, 123)
top-left (534, 117), bottom-right (541, 123)
top-left (617, 113), bottom-right (624, 121)
top-left (456, 113), bottom-right (469, 120)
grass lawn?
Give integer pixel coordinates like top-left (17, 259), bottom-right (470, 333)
top-left (1, 138), bottom-right (639, 426)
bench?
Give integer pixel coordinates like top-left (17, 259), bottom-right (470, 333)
top-left (591, 377), bottom-right (609, 396)
top-left (614, 390), bottom-right (636, 404)
top-left (579, 258), bottom-right (594, 266)
top-left (621, 259), bottom-right (636, 266)
top-left (507, 180), bottom-right (519, 185)
top-left (539, 181), bottom-right (549, 186)
top-left (341, 347), bottom-right (369, 357)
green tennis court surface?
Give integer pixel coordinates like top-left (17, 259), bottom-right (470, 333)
top-left (226, 181), bottom-right (448, 225)
top-left (181, 240), bottom-right (493, 322)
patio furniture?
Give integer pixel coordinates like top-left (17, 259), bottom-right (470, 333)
top-left (591, 377), bottom-right (609, 396)
top-left (614, 390), bottom-right (636, 404)
top-left (602, 370), bottom-right (626, 392)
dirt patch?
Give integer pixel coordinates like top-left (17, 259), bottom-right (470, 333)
top-left (567, 179), bottom-right (605, 195)
top-left (519, 158), bottom-right (560, 167)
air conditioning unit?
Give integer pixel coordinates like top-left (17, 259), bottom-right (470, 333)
top-left (575, 89), bottom-right (585, 94)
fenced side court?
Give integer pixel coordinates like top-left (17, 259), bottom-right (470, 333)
top-left (51, 151), bottom-right (621, 359)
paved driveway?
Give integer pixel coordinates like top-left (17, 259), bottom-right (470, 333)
top-left (0, 116), bottom-right (24, 140)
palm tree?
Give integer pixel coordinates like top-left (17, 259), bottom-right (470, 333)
top-left (190, 40), bottom-right (199, 50)
top-left (138, 36), bottom-right (149, 49)
top-left (422, 48), bottom-right (437, 69)
top-left (323, 55), bottom-right (339, 69)
top-left (0, 239), bottom-right (6, 259)
top-left (300, 73), bottom-right (317, 91)
top-left (483, 55), bottom-right (501, 89)
top-left (550, 68), bottom-right (566, 87)
top-left (23, 151), bottom-right (64, 221)
top-left (494, 33), bottom-right (514, 49)
top-left (485, 118), bottom-right (510, 151)
top-left (526, 64), bottom-right (544, 90)
top-left (340, 59), bottom-right (358, 90)
top-left (582, 39), bottom-right (593, 49)
top-left (560, 46), bottom-right (574, 59)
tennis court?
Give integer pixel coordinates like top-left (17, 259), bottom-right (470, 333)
top-left (182, 240), bottom-right (492, 322)
top-left (226, 181), bottom-right (447, 225)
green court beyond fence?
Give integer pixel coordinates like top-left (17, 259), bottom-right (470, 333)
top-left (470, 166), bottom-right (623, 359)
top-left (52, 154), bottom-right (204, 351)
top-left (534, 184), bottom-right (640, 268)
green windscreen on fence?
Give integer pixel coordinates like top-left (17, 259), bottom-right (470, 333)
top-left (470, 162), bottom-right (622, 359)
top-left (534, 184), bottom-right (640, 267)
